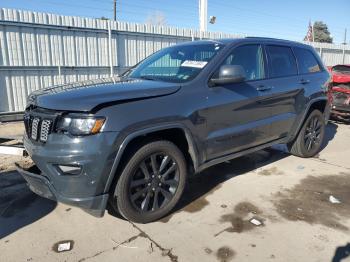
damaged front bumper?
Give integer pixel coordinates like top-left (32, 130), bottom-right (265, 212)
top-left (16, 161), bottom-right (109, 217)
top-left (17, 130), bottom-right (121, 217)
top-left (330, 84), bottom-right (350, 120)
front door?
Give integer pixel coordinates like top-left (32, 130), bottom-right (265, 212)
top-left (204, 44), bottom-right (273, 160)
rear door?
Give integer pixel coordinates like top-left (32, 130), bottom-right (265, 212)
top-left (260, 45), bottom-right (302, 140)
top-left (204, 44), bottom-right (274, 160)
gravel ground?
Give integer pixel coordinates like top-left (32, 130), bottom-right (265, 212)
top-left (0, 122), bottom-right (24, 140)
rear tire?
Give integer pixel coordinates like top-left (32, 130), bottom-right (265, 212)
top-left (112, 140), bottom-right (187, 223)
top-left (288, 110), bottom-right (325, 158)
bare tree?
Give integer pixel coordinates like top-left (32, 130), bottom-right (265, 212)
top-left (145, 11), bottom-right (167, 26)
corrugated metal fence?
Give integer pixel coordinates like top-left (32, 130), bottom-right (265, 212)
top-left (1, 8), bottom-right (350, 113)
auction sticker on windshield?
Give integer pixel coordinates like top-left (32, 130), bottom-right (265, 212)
top-left (181, 60), bottom-right (208, 68)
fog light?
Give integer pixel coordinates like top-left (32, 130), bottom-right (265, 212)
top-left (57, 165), bottom-right (82, 175)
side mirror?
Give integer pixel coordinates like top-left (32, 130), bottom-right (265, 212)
top-left (210, 65), bottom-right (246, 86)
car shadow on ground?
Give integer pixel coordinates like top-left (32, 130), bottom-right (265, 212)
top-left (332, 243), bottom-right (350, 262)
top-left (330, 115), bottom-right (350, 126)
top-left (0, 170), bottom-right (56, 239)
top-left (109, 122), bottom-right (339, 221)
top-left (172, 148), bottom-right (289, 214)
top-left (108, 148), bottom-right (291, 221)
top-left (172, 122), bottom-right (339, 215)
top-left (321, 121), bottom-right (338, 150)
top-left (165, 122), bottom-right (339, 219)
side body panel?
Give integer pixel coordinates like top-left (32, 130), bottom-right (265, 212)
top-left (204, 80), bottom-right (273, 160)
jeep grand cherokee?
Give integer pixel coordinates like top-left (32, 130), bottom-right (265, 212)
top-left (17, 38), bottom-right (330, 223)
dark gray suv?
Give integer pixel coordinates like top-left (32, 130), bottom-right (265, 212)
top-left (17, 38), bottom-right (330, 223)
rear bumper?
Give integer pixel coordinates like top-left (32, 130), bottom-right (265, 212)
top-left (16, 163), bottom-right (109, 217)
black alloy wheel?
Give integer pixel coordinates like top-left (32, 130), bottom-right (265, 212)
top-left (303, 114), bottom-right (323, 152)
top-left (129, 153), bottom-right (179, 212)
top-left (288, 110), bottom-right (325, 158)
top-left (113, 140), bottom-right (187, 223)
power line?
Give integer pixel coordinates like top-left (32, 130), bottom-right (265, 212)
top-left (23, 0), bottom-right (309, 39)
top-left (83, 0), bottom-right (198, 14)
top-left (31, 0), bottom-right (112, 13)
top-left (210, 0), bottom-right (346, 34)
top-left (10, 0), bottom-right (347, 42)
top-left (81, 0), bottom-right (198, 22)
top-left (111, 0), bottom-right (310, 37)
top-left (113, 0), bottom-right (346, 38)
top-left (120, 0), bottom-right (197, 10)
top-left (115, 9), bottom-right (197, 24)
top-left (115, 2), bottom-right (197, 17)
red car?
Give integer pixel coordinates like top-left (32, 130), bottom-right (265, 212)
top-left (328, 64), bottom-right (350, 121)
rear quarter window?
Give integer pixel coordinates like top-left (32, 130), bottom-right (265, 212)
top-left (293, 47), bottom-right (321, 74)
top-left (266, 45), bottom-right (298, 78)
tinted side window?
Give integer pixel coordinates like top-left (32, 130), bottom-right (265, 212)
top-left (293, 47), bottom-right (321, 74)
top-left (266, 45), bottom-right (297, 78)
top-left (222, 45), bottom-right (265, 81)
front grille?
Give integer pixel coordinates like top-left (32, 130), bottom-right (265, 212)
top-left (40, 120), bottom-right (52, 142)
top-left (31, 118), bottom-right (40, 140)
top-left (24, 113), bottom-right (54, 143)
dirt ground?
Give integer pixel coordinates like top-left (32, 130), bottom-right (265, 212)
top-left (0, 122), bottom-right (25, 172)
top-left (0, 122), bottom-right (24, 140)
top-left (1, 121), bottom-right (350, 262)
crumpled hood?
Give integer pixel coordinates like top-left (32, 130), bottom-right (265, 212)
top-left (27, 77), bottom-right (181, 112)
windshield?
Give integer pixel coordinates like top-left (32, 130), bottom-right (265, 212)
top-left (333, 65), bottom-right (350, 74)
top-left (126, 42), bottom-right (224, 83)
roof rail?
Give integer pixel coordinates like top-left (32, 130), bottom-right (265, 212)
top-left (245, 36), bottom-right (285, 40)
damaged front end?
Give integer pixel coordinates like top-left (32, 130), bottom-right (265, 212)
top-left (328, 65), bottom-right (350, 122)
top-left (330, 84), bottom-right (350, 121)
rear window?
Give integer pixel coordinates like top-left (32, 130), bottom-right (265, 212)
top-left (293, 47), bottom-right (321, 74)
top-left (266, 45), bottom-right (297, 78)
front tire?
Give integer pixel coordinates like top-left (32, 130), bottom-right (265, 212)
top-left (288, 110), bottom-right (325, 158)
top-left (112, 140), bottom-right (187, 223)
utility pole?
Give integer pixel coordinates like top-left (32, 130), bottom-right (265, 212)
top-left (199, 0), bottom-right (207, 33)
top-left (344, 28), bottom-right (347, 45)
top-left (113, 0), bottom-right (117, 21)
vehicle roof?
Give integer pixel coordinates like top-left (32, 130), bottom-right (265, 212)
top-left (176, 37), bottom-right (312, 49)
top-left (219, 37), bottom-right (311, 47)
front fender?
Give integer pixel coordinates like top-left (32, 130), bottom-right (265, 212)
top-left (103, 123), bottom-right (199, 193)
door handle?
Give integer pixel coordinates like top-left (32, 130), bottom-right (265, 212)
top-left (299, 79), bottom-right (310, 85)
top-left (256, 85), bottom-right (272, 91)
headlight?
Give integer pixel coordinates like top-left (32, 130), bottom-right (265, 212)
top-left (57, 116), bottom-right (105, 135)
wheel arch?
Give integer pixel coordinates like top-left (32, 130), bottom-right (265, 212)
top-left (289, 97), bottom-right (328, 143)
top-left (104, 124), bottom-right (199, 194)
top-left (308, 99), bottom-right (328, 114)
